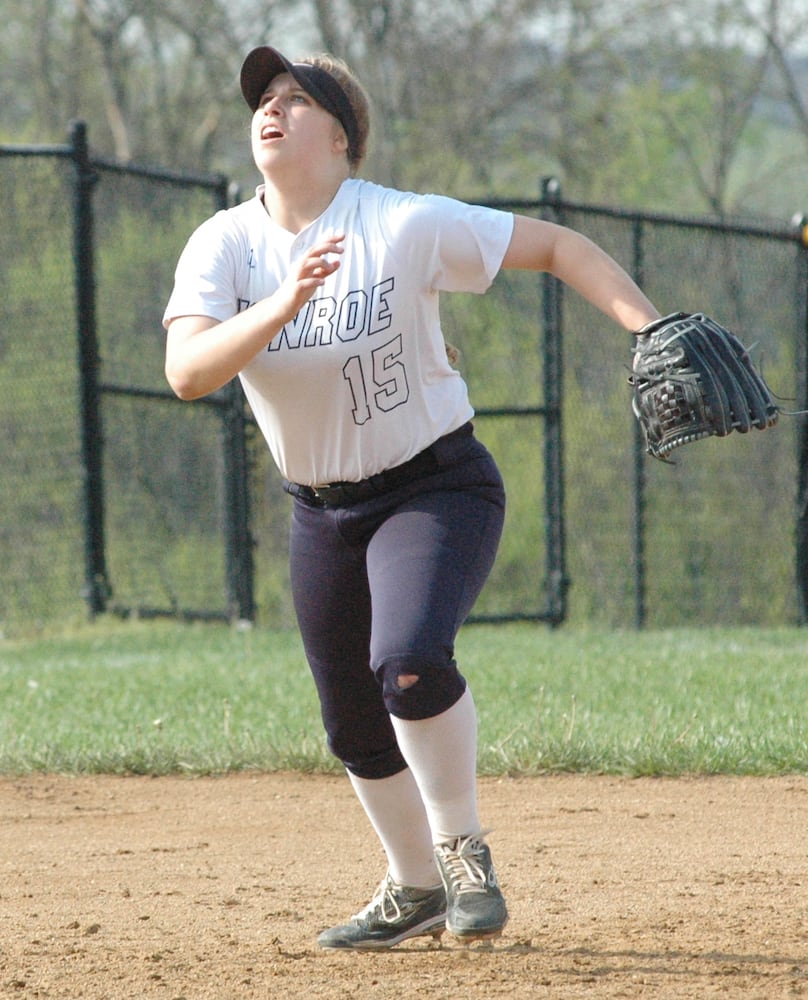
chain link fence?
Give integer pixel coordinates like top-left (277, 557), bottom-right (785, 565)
top-left (539, 199), bottom-right (807, 627)
top-left (2, 123), bottom-right (806, 636)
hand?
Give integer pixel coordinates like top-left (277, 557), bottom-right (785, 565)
top-left (273, 233), bottom-right (345, 325)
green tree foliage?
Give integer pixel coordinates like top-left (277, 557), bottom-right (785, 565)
top-left (1, 0), bottom-right (281, 167)
top-left (3, 0), bottom-right (807, 214)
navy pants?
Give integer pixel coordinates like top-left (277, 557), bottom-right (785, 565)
top-left (287, 425), bottom-right (505, 780)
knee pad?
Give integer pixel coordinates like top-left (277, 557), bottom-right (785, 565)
top-left (377, 655), bottom-right (466, 721)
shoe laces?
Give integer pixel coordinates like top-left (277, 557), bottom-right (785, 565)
top-left (354, 873), bottom-right (406, 925)
top-left (437, 834), bottom-right (491, 895)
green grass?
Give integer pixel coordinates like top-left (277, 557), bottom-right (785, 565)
top-left (0, 620), bottom-right (806, 776)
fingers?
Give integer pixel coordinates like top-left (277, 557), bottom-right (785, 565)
top-left (272, 233), bottom-right (346, 324)
top-left (301, 233), bottom-right (345, 284)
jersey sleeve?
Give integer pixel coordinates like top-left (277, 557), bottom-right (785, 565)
top-left (162, 212), bottom-right (245, 328)
top-left (384, 192), bottom-right (514, 295)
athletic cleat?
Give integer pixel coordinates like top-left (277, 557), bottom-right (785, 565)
top-left (316, 872), bottom-right (446, 950)
top-left (435, 833), bottom-right (508, 940)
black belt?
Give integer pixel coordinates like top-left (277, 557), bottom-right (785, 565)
top-left (283, 424), bottom-right (470, 508)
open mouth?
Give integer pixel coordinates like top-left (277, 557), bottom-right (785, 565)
top-left (261, 124), bottom-right (284, 141)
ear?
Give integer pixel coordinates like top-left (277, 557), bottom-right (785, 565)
top-left (331, 124), bottom-right (349, 155)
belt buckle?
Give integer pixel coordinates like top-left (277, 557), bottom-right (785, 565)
top-left (312, 483), bottom-right (349, 506)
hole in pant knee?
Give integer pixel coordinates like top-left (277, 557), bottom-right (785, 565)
top-left (378, 659), bottom-right (466, 720)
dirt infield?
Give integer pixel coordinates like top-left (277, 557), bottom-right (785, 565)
top-left (0, 773), bottom-right (806, 999)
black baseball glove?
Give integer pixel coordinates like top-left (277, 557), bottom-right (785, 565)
top-left (629, 312), bottom-right (778, 461)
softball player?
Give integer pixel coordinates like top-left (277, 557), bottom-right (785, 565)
top-left (164, 45), bottom-right (660, 949)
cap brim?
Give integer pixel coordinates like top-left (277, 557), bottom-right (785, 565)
top-left (240, 46), bottom-right (297, 111)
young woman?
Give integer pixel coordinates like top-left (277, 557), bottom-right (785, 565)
top-left (164, 45), bottom-right (660, 950)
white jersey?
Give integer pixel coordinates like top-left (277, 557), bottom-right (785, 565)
top-left (164, 178), bottom-right (514, 485)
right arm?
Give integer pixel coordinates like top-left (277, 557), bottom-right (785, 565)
top-left (165, 233), bottom-right (345, 400)
top-left (502, 215), bottom-right (659, 332)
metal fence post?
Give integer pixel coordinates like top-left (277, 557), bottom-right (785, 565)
top-left (540, 176), bottom-right (569, 624)
top-left (218, 181), bottom-right (255, 622)
top-left (794, 214), bottom-right (808, 625)
top-left (630, 218), bottom-right (648, 628)
top-left (70, 120), bottom-right (109, 618)
top-left (222, 380), bottom-right (255, 623)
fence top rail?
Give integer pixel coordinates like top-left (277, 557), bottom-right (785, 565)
top-left (481, 193), bottom-right (802, 243)
top-left (93, 156), bottom-right (228, 192)
top-left (0, 138), bottom-right (227, 193)
top-left (0, 143), bottom-right (73, 158)
top-left (2, 132), bottom-right (802, 242)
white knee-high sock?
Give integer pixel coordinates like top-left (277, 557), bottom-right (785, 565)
top-left (348, 768), bottom-right (441, 888)
top-left (390, 687), bottom-right (481, 844)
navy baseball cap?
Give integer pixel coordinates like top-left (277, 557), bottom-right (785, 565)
top-left (240, 46), bottom-right (360, 163)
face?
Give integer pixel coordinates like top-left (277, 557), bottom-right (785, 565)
top-left (250, 72), bottom-right (348, 176)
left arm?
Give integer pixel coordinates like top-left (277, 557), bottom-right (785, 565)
top-left (502, 215), bottom-right (660, 332)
